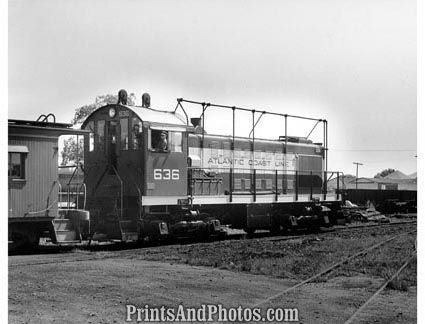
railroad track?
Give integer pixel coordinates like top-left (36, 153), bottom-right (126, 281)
top-left (251, 228), bottom-right (416, 322)
top-left (9, 220), bottom-right (416, 267)
top-left (265, 219), bottom-right (416, 243)
top-left (344, 252), bottom-right (416, 324)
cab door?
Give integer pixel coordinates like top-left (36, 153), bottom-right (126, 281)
top-left (144, 127), bottom-right (187, 197)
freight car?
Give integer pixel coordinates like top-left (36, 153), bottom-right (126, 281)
top-left (8, 115), bottom-right (90, 251)
top-left (81, 90), bottom-right (342, 241)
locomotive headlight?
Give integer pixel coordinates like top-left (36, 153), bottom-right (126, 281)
top-left (109, 107), bottom-right (116, 118)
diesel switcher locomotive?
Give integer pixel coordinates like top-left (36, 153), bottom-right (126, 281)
top-left (80, 90), bottom-right (342, 241)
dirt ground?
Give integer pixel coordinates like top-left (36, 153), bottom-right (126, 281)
top-left (9, 224), bottom-right (416, 324)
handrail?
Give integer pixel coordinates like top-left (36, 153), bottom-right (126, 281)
top-left (188, 166), bottom-right (340, 174)
top-left (58, 182), bottom-right (62, 208)
top-left (92, 165), bottom-right (109, 194)
top-left (88, 162), bottom-right (123, 224)
top-left (110, 164), bottom-right (124, 220)
top-left (173, 100), bottom-right (189, 126)
top-left (178, 98), bottom-right (329, 177)
top-left (65, 164), bottom-right (81, 207)
top-left (66, 184), bottom-right (79, 209)
top-left (125, 164), bottom-right (143, 218)
top-left (178, 98), bottom-right (324, 122)
top-left (36, 113), bottom-right (56, 123)
top-left (134, 182), bottom-right (142, 219)
top-left (76, 184), bottom-right (79, 209)
top-left (76, 182), bottom-right (87, 210)
top-left (188, 166), bottom-right (343, 201)
top-left (60, 164), bottom-right (88, 210)
top-left (66, 164), bottom-right (80, 187)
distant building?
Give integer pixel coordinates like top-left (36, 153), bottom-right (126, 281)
top-left (327, 174), bottom-right (417, 191)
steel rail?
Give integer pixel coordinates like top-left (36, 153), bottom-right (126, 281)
top-left (252, 229), bottom-right (416, 307)
top-left (9, 220), bottom-right (416, 267)
top-left (344, 252), bottom-right (416, 324)
top-left (267, 220), bottom-right (416, 242)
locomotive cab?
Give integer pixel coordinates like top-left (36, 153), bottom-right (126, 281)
top-left (81, 98), bottom-right (199, 241)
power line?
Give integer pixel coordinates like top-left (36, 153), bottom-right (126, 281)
top-left (331, 149), bottom-right (416, 152)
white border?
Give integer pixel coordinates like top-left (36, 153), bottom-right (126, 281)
top-left (417, 0), bottom-right (423, 321)
top-left (1, 0), bottom-right (8, 321)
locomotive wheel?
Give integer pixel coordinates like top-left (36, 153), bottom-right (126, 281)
top-left (9, 231), bottom-right (28, 252)
top-left (273, 224), bottom-right (287, 235)
top-left (270, 216), bottom-right (288, 235)
top-left (307, 224), bottom-right (320, 233)
top-left (9, 229), bottom-right (38, 253)
top-left (196, 227), bottom-right (209, 241)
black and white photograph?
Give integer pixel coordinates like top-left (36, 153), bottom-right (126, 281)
top-left (5, 0), bottom-right (420, 323)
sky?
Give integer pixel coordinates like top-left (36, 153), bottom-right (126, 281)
top-left (8, 0), bottom-right (417, 177)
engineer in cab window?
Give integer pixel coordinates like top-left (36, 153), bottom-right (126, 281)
top-left (156, 131), bottom-right (168, 151)
top-left (133, 124), bottom-right (142, 149)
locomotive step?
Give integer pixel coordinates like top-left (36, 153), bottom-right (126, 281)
top-left (53, 218), bottom-right (74, 231)
top-left (55, 230), bottom-right (77, 242)
top-left (146, 211), bottom-right (171, 216)
top-left (57, 210), bottom-right (71, 219)
top-left (121, 232), bottom-right (139, 241)
top-left (57, 240), bottom-right (82, 245)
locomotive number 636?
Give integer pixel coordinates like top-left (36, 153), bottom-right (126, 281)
top-left (154, 169), bottom-right (180, 180)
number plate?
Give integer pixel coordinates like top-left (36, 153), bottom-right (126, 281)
top-left (154, 169), bottom-right (180, 180)
top-left (119, 110), bottom-right (129, 117)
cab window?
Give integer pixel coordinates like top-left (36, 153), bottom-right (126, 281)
top-left (169, 132), bottom-right (182, 152)
top-left (120, 118), bottom-right (128, 150)
top-left (84, 121), bottom-right (95, 152)
top-left (150, 130), bottom-right (168, 152)
top-left (96, 120), bottom-right (105, 151)
top-left (149, 130), bottom-right (183, 152)
top-left (132, 117), bottom-right (142, 150)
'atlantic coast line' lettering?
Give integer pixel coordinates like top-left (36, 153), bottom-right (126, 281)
top-left (207, 157), bottom-right (292, 168)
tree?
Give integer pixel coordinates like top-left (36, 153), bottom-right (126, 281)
top-left (60, 136), bottom-right (84, 166)
top-left (60, 93), bottom-right (136, 165)
top-left (71, 93), bottom-right (136, 125)
top-left (374, 168), bottom-right (395, 178)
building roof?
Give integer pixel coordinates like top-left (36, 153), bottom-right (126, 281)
top-left (9, 119), bottom-right (72, 128)
top-left (9, 119), bottom-right (89, 136)
top-left (346, 176), bottom-right (416, 185)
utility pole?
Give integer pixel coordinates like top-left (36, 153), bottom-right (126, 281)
top-left (353, 162), bottom-right (363, 189)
